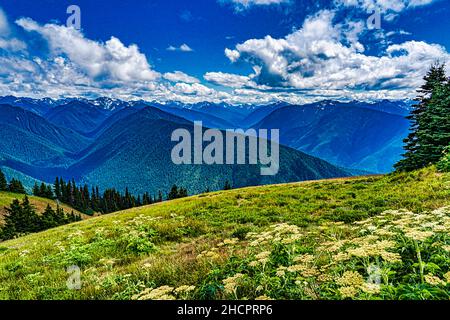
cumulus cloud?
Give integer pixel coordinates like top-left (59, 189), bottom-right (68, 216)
top-left (204, 68), bottom-right (271, 90)
top-left (224, 10), bottom-right (450, 99)
top-left (16, 17), bottom-right (160, 83)
top-left (0, 5), bottom-right (447, 105)
top-left (0, 15), bottom-right (219, 102)
top-left (166, 43), bottom-right (194, 52)
top-left (164, 71), bottom-right (200, 84)
top-left (204, 72), bottom-right (254, 88)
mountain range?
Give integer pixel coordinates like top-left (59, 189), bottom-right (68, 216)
top-left (0, 96), bottom-right (412, 195)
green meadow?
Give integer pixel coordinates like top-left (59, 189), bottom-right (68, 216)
top-left (0, 167), bottom-right (449, 300)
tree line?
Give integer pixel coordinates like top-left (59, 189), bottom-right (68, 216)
top-left (32, 177), bottom-right (193, 215)
top-left (0, 170), bottom-right (26, 194)
top-left (395, 63), bottom-right (450, 172)
top-left (0, 196), bottom-right (81, 241)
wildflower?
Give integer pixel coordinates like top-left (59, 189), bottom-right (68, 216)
top-left (404, 230), bottom-right (434, 242)
top-left (222, 273), bottom-right (245, 295)
top-left (293, 254), bottom-right (314, 264)
top-left (322, 240), bottom-right (348, 252)
top-left (19, 250), bottom-right (30, 257)
top-left (424, 274), bottom-right (446, 286)
top-left (133, 285), bottom-right (175, 300)
top-left (276, 266), bottom-right (287, 277)
top-left (255, 251), bottom-right (271, 260)
top-left (220, 238), bottom-right (239, 246)
top-left (287, 264), bottom-right (306, 273)
top-left (432, 225), bottom-right (447, 232)
top-left (380, 251), bottom-right (402, 263)
top-left (443, 245), bottom-right (450, 253)
top-left (249, 261), bottom-right (259, 268)
top-left (333, 252), bottom-right (351, 262)
top-left (336, 271), bottom-right (364, 287)
top-left (374, 229), bottom-right (396, 237)
top-left (317, 274), bottom-right (333, 282)
top-left (346, 246), bottom-right (370, 258)
top-left (339, 286), bottom-right (359, 299)
top-left (281, 234), bottom-right (302, 244)
top-left (175, 285), bottom-right (196, 294)
top-left (301, 267), bottom-right (319, 278)
top-left (99, 258), bottom-right (117, 266)
top-left (255, 295), bottom-right (273, 300)
top-left (360, 283), bottom-right (381, 294)
top-left (443, 272), bottom-right (450, 284)
top-left (68, 230), bottom-right (85, 239)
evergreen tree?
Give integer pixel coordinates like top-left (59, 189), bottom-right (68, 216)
top-left (0, 196), bottom-right (39, 239)
top-left (8, 178), bottom-right (26, 194)
top-left (395, 64), bottom-right (450, 171)
top-left (437, 145), bottom-right (450, 172)
top-left (32, 183), bottom-right (40, 197)
top-left (54, 177), bottom-right (61, 200)
top-left (168, 185), bottom-right (179, 200)
top-left (40, 204), bottom-right (58, 230)
top-left (179, 187), bottom-right (188, 198)
top-left (0, 199), bottom-right (21, 239)
top-left (0, 169), bottom-right (8, 191)
top-left (224, 180), bottom-right (232, 190)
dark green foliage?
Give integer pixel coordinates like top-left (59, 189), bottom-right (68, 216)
top-left (0, 197), bottom-right (81, 241)
top-left (1, 196), bottom-right (39, 239)
top-left (224, 180), bottom-right (232, 190)
top-left (8, 178), bottom-right (25, 194)
top-left (0, 169), bottom-right (7, 191)
top-left (32, 182), bottom-right (54, 199)
top-left (395, 64), bottom-right (450, 171)
top-left (49, 177), bottom-right (175, 215)
top-left (167, 185), bottom-right (188, 200)
top-left (437, 145), bottom-right (450, 172)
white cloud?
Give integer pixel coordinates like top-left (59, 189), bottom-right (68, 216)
top-left (0, 8), bottom-right (26, 52)
top-left (335, 0), bottom-right (436, 14)
top-left (224, 10), bottom-right (450, 98)
top-left (0, 6), bottom-right (447, 105)
top-left (16, 18), bottom-right (159, 83)
top-left (204, 72), bottom-right (254, 88)
top-left (222, 0), bottom-right (289, 10)
top-left (386, 29), bottom-right (412, 37)
top-left (164, 71), bottom-right (200, 84)
top-left (0, 8), bottom-right (11, 35)
top-left (204, 68), bottom-right (271, 90)
top-left (167, 43), bottom-right (194, 52)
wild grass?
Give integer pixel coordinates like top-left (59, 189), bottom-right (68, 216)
top-left (0, 167), bottom-right (449, 300)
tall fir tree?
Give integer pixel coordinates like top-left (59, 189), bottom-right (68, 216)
top-left (0, 169), bottom-right (7, 191)
top-left (395, 64), bottom-right (450, 171)
top-left (54, 177), bottom-right (61, 200)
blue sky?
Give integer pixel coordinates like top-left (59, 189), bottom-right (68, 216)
top-left (0, 0), bottom-right (449, 104)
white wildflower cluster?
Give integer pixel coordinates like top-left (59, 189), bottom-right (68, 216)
top-left (132, 284), bottom-right (195, 300)
top-left (223, 273), bottom-right (245, 296)
top-left (247, 223), bottom-right (302, 247)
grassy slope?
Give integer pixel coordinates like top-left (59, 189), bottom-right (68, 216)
top-left (0, 167), bottom-right (449, 300)
top-left (0, 192), bottom-right (88, 224)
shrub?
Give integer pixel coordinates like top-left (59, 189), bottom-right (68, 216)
top-left (437, 146), bottom-right (450, 172)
